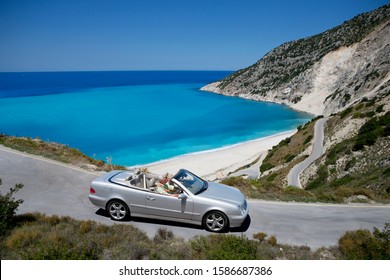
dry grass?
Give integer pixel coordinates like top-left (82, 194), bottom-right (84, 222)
top-left (259, 118), bottom-right (317, 187)
top-left (1, 213), bottom-right (387, 259)
top-left (0, 213), bottom-right (322, 260)
top-left (0, 134), bottom-right (124, 171)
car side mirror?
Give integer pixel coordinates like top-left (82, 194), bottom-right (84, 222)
top-left (178, 193), bottom-right (188, 200)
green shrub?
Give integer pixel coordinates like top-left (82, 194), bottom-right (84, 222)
top-left (306, 165), bottom-right (328, 190)
top-left (329, 175), bottom-right (355, 188)
top-left (303, 135), bottom-right (313, 144)
top-left (0, 179), bottom-right (24, 236)
top-left (376, 104), bottom-right (384, 113)
top-left (365, 111), bottom-right (376, 118)
top-left (191, 235), bottom-right (258, 260)
top-left (344, 157), bottom-right (356, 171)
top-left (344, 93), bottom-right (351, 101)
top-left (338, 224), bottom-right (390, 259)
top-left (335, 187), bottom-right (354, 198)
top-left (283, 186), bottom-right (314, 199)
top-left (221, 176), bottom-right (252, 190)
top-left (284, 154), bottom-right (296, 163)
top-left (316, 192), bottom-right (340, 202)
top-left (266, 173), bottom-right (278, 182)
top-left (326, 141), bottom-right (351, 165)
top-left (153, 227), bottom-right (174, 242)
top-left (278, 137), bottom-right (291, 147)
top-left (355, 103), bottom-right (365, 111)
top-left (359, 117), bottom-right (380, 134)
top-left (352, 114), bottom-right (390, 151)
top-left (354, 188), bottom-right (374, 200)
top-left (253, 232), bottom-right (267, 242)
top-left (260, 162), bottom-right (274, 173)
top-left (383, 125), bottom-right (390, 137)
top-left (383, 167), bottom-right (390, 177)
top-left (340, 107), bottom-right (353, 118)
top-left (365, 99), bottom-right (376, 107)
top-left (353, 130), bottom-right (381, 151)
top-left (267, 236), bottom-right (278, 246)
top-left (220, 177), bottom-right (261, 198)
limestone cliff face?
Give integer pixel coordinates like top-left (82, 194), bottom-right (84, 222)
top-left (202, 5), bottom-right (390, 116)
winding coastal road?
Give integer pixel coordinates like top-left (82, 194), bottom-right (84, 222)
top-left (1, 145), bottom-right (389, 249)
top-left (288, 117), bottom-right (328, 187)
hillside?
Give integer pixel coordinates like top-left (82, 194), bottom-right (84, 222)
top-left (222, 92), bottom-right (390, 203)
top-left (214, 5), bottom-right (390, 203)
top-left (201, 5), bottom-right (389, 116)
top-left (301, 94), bottom-right (390, 203)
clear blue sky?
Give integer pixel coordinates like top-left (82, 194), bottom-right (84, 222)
top-left (0, 0), bottom-right (388, 72)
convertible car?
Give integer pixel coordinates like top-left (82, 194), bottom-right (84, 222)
top-left (89, 169), bottom-right (249, 232)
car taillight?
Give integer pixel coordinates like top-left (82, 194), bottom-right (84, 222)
top-left (90, 187), bottom-right (96, 194)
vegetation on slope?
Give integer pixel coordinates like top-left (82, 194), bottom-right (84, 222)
top-left (0, 179), bottom-right (23, 237)
top-left (223, 93), bottom-right (390, 204)
top-left (0, 134), bottom-right (124, 171)
top-left (303, 96), bottom-right (390, 203)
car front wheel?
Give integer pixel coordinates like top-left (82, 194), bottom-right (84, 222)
top-left (107, 200), bottom-right (129, 221)
top-left (203, 211), bottom-right (228, 232)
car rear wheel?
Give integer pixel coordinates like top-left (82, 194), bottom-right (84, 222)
top-left (107, 200), bottom-right (129, 221)
top-left (203, 211), bottom-right (228, 232)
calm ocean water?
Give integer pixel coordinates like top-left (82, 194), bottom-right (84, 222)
top-left (0, 71), bottom-right (312, 166)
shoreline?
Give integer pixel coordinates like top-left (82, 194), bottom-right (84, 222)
top-left (200, 82), bottom-right (321, 116)
top-left (143, 130), bottom-right (296, 180)
top-left (131, 130), bottom-right (296, 166)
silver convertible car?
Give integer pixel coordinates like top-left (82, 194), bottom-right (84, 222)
top-left (89, 169), bottom-right (249, 232)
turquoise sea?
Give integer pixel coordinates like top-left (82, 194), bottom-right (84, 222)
top-left (0, 71), bottom-right (312, 166)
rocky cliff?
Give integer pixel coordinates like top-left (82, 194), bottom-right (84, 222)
top-left (201, 5), bottom-right (390, 116)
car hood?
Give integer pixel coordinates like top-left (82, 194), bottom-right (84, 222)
top-left (197, 182), bottom-right (245, 205)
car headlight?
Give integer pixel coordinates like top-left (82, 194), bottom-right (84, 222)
top-left (238, 200), bottom-right (248, 215)
top-left (238, 205), bottom-right (245, 215)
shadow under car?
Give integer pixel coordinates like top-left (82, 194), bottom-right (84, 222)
top-left (95, 209), bottom-right (251, 233)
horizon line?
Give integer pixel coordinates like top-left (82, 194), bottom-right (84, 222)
top-left (0, 69), bottom-right (237, 74)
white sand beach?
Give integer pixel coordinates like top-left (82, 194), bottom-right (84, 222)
top-left (144, 130), bottom-right (296, 180)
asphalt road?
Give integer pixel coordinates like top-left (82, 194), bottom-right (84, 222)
top-left (288, 117), bottom-right (328, 187)
top-left (1, 145), bottom-right (389, 249)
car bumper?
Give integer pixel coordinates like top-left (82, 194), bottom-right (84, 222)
top-left (229, 207), bottom-right (249, 228)
top-left (88, 194), bottom-right (107, 209)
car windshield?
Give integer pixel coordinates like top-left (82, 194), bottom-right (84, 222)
top-left (173, 169), bottom-right (208, 195)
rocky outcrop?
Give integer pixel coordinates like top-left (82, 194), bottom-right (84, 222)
top-left (201, 5), bottom-right (390, 116)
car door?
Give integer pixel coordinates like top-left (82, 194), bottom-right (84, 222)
top-left (145, 189), bottom-right (194, 221)
top-left (114, 185), bottom-right (148, 216)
